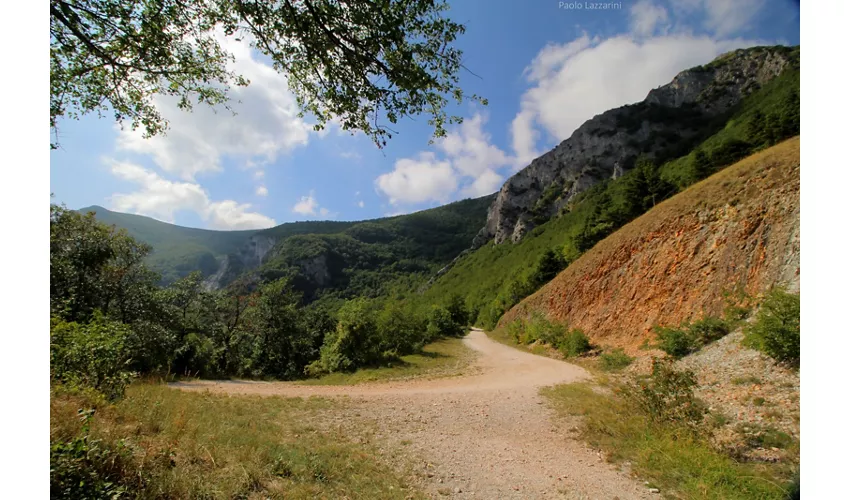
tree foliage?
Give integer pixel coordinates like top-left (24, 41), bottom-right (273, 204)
top-left (50, 0), bottom-right (484, 148)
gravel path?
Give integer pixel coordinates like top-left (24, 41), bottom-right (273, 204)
top-left (172, 330), bottom-right (653, 499)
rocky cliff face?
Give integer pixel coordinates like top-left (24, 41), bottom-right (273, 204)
top-left (203, 233), bottom-right (277, 289)
top-left (476, 46), bottom-right (798, 246)
top-left (499, 138), bottom-right (800, 352)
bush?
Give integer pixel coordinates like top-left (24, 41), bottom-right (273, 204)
top-left (744, 288), bottom-right (800, 366)
top-left (377, 301), bottom-right (427, 356)
top-left (600, 348), bottom-right (633, 371)
top-left (526, 314), bottom-right (567, 346)
top-left (309, 299), bottom-right (384, 374)
top-left (444, 293), bottom-right (469, 327)
top-left (50, 409), bottom-right (133, 499)
top-left (426, 305), bottom-right (465, 340)
top-left (50, 314), bottom-right (134, 400)
top-left (655, 326), bottom-right (695, 358)
top-left (689, 316), bottom-right (731, 345)
top-left (655, 316), bottom-right (731, 358)
top-left (560, 329), bottom-right (591, 358)
top-left (624, 358), bottom-right (706, 428)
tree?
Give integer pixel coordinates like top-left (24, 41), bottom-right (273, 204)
top-left (621, 156), bottom-right (675, 218)
top-left (689, 149), bottom-right (712, 183)
top-left (244, 278), bottom-right (322, 379)
top-left (50, 0), bottom-right (485, 148)
top-left (50, 204), bottom-right (158, 323)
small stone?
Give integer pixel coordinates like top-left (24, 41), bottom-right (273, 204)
top-left (649, 488), bottom-right (661, 494)
top-left (454, 487), bottom-right (462, 493)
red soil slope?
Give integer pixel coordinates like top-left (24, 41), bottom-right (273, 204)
top-left (500, 137), bottom-right (800, 353)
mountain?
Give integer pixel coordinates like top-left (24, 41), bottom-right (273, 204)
top-left (420, 45), bottom-right (799, 326)
top-left (501, 137), bottom-right (800, 351)
top-left (81, 195), bottom-right (495, 298)
top-left (476, 45), bottom-right (799, 246)
top-left (77, 206), bottom-right (357, 284)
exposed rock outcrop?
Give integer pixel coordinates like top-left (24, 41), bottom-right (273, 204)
top-left (499, 137), bottom-right (800, 352)
top-left (477, 46), bottom-right (798, 246)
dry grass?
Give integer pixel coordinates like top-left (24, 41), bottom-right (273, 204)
top-left (51, 383), bottom-right (423, 499)
top-left (299, 337), bottom-right (478, 386)
top-left (542, 382), bottom-right (798, 500)
top-left (501, 137), bottom-right (801, 353)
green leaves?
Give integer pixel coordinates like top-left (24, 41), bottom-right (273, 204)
top-left (50, 0), bottom-right (484, 148)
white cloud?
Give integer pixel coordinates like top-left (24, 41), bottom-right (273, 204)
top-left (510, 33), bottom-right (763, 161)
top-left (253, 170), bottom-right (265, 180)
top-left (462, 169), bottom-right (503, 198)
top-left (375, 153), bottom-right (458, 205)
top-left (375, 113), bottom-right (511, 206)
top-left (670, 0), bottom-right (766, 37)
top-left (115, 34), bottom-right (312, 180)
top-left (357, 200), bottom-right (365, 208)
top-left (255, 186), bottom-right (268, 197)
top-left (340, 151), bottom-right (362, 162)
top-left (630, 0), bottom-right (670, 36)
top-left (107, 159), bottom-right (275, 229)
top-left (292, 190), bottom-right (333, 218)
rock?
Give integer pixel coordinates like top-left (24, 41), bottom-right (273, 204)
top-left (649, 487), bottom-right (661, 494)
top-left (475, 46), bottom-right (797, 247)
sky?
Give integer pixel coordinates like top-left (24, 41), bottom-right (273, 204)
top-left (49, 0), bottom-right (800, 230)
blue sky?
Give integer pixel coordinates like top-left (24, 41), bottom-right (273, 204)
top-left (49, 0), bottom-right (800, 230)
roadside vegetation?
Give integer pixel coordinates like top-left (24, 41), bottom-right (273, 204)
top-left (51, 384), bottom-right (420, 499)
top-left (542, 362), bottom-right (800, 499)
top-left (300, 337), bottom-right (476, 386)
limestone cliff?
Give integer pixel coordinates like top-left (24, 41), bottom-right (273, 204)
top-left (477, 46), bottom-right (799, 246)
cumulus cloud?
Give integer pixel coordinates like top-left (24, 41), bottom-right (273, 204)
top-left (631, 0), bottom-right (670, 36)
top-left (510, 34), bottom-right (763, 165)
top-left (107, 159), bottom-right (276, 229)
top-left (115, 34), bottom-right (313, 180)
top-left (255, 186), bottom-right (268, 197)
top-left (375, 153), bottom-right (458, 205)
top-left (375, 113), bottom-right (512, 206)
top-left (292, 190), bottom-right (331, 217)
top-left (357, 200), bottom-right (365, 208)
top-left (670, 0), bottom-right (766, 37)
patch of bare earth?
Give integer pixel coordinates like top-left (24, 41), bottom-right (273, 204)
top-left (173, 330), bottom-right (654, 499)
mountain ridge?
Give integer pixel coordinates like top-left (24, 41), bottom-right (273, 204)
top-left (476, 45), bottom-right (799, 246)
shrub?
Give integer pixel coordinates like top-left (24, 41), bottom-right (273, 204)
top-left (309, 299), bottom-right (384, 374)
top-left (505, 318), bottom-right (525, 344)
top-left (426, 305), bottom-right (464, 340)
top-left (560, 329), bottom-right (591, 358)
top-left (444, 293), bottom-right (469, 327)
top-left (744, 288), bottom-right (800, 366)
top-left (50, 314), bottom-right (134, 400)
top-left (654, 326), bottom-right (696, 358)
top-left (689, 317), bottom-right (731, 345)
top-left (526, 314), bottom-right (567, 346)
top-left (50, 409), bottom-right (133, 499)
top-left (624, 358), bottom-right (706, 428)
top-left (655, 316), bottom-right (731, 358)
top-left (600, 348), bottom-right (634, 371)
top-left (377, 302), bottom-right (427, 356)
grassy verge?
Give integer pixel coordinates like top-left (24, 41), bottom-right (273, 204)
top-left (541, 383), bottom-right (798, 499)
top-left (299, 337), bottom-right (477, 386)
top-left (51, 383), bottom-right (422, 499)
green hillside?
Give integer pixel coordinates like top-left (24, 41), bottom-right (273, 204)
top-left (81, 195), bottom-right (494, 296)
top-left (420, 61), bottom-right (800, 327)
top-left (78, 206), bottom-right (358, 283)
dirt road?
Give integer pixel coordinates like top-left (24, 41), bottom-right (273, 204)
top-left (172, 329), bottom-right (652, 499)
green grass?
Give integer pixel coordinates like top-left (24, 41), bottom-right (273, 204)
top-left (541, 383), bottom-right (798, 499)
top-left (51, 383), bottom-right (422, 499)
top-left (299, 337), bottom-right (477, 385)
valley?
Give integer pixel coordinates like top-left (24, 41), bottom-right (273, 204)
top-left (51, 45), bottom-right (801, 500)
